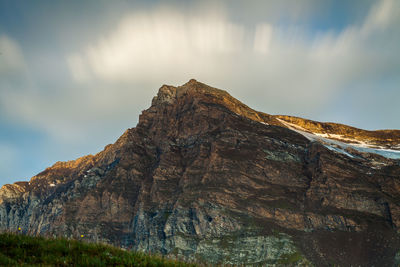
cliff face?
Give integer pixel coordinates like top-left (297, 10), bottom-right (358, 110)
top-left (1, 79), bottom-right (400, 266)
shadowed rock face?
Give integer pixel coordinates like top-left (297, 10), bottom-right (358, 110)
top-left (1, 79), bottom-right (400, 266)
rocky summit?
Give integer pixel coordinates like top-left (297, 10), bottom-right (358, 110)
top-left (1, 80), bottom-right (400, 266)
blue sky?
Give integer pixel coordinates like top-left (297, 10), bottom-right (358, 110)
top-left (0, 0), bottom-right (399, 186)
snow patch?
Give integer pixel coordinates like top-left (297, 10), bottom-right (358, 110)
top-left (277, 118), bottom-right (400, 160)
top-left (314, 133), bottom-right (362, 144)
top-left (323, 144), bottom-right (355, 158)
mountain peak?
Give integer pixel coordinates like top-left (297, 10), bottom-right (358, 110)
top-left (184, 78), bottom-right (199, 85)
top-left (149, 79), bottom-right (280, 127)
top-left (151, 84), bottom-right (177, 105)
top-left (151, 79), bottom-right (225, 106)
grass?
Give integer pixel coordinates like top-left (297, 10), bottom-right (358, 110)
top-left (0, 232), bottom-right (196, 266)
top-left (278, 251), bottom-right (313, 266)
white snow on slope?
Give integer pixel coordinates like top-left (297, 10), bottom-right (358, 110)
top-left (323, 144), bottom-right (355, 158)
top-left (277, 118), bottom-right (400, 160)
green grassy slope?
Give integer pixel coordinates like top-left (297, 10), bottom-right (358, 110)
top-left (0, 233), bottom-right (195, 266)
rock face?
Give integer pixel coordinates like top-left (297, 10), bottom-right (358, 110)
top-left (1, 79), bottom-right (400, 266)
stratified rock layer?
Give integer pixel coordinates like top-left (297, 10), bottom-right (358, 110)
top-left (1, 80), bottom-right (400, 266)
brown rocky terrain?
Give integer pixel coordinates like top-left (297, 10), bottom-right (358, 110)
top-left (1, 79), bottom-right (400, 266)
top-left (276, 115), bottom-right (400, 148)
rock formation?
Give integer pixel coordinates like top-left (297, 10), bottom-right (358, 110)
top-left (1, 79), bottom-right (400, 266)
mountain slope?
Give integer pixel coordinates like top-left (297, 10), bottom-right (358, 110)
top-left (1, 80), bottom-right (400, 266)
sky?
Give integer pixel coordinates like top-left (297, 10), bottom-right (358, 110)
top-left (0, 0), bottom-right (399, 186)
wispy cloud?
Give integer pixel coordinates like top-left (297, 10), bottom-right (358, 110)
top-left (253, 24), bottom-right (273, 55)
top-left (66, 0), bottom-right (400, 116)
top-left (67, 8), bottom-right (244, 84)
top-left (244, 0), bottom-right (399, 109)
top-left (0, 35), bottom-right (26, 75)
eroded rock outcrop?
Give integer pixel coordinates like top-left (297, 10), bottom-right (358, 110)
top-left (1, 80), bottom-right (399, 266)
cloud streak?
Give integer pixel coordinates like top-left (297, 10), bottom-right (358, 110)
top-left (67, 0), bottom-right (400, 115)
top-left (0, 35), bottom-right (26, 74)
top-left (67, 8), bottom-right (245, 84)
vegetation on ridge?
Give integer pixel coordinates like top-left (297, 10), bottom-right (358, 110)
top-left (0, 233), bottom-right (195, 266)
